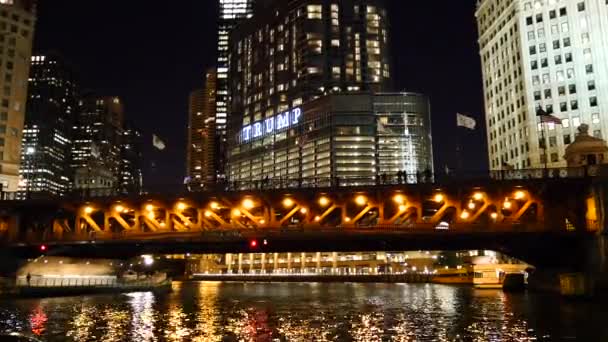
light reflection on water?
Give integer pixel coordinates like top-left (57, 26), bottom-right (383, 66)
top-left (0, 282), bottom-right (605, 341)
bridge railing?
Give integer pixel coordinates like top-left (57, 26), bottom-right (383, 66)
top-left (16, 276), bottom-right (118, 288)
top-left (4, 165), bottom-right (597, 202)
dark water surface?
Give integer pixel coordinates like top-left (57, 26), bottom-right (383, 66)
top-left (0, 281), bottom-right (605, 341)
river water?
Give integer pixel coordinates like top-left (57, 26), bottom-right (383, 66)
top-left (0, 281), bottom-right (605, 341)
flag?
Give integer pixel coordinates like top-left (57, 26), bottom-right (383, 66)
top-left (377, 118), bottom-right (388, 133)
top-left (90, 142), bottom-right (101, 158)
top-left (152, 134), bottom-right (166, 151)
top-left (536, 108), bottom-right (562, 125)
top-left (456, 113), bottom-right (476, 130)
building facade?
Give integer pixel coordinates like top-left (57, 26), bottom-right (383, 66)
top-left (187, 70), bottom-right (217, 187)
top-left (71, 95), bottom-right (124, 194)
top-left (0, 0), bottom-right (36, 193)
top-left (217, 0), bottom-right (255, 180)
top-left (226, 0), bottom-right (403, 185)
top-left (120, 121), bottom-right (143, 194)
top-left (227, 92), bottom-right (433, 186)
top-left (228, 0), bottom-right (391, 137)
top-left (188, 251), bottom-right (440, 275)
top-left (476, 0), bottom-right (608, 170)
top-left (19, 53), bottom-right (77, 198)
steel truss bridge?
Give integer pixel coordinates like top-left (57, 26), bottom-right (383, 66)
top-left (0, 168), bottom-right (604, 266)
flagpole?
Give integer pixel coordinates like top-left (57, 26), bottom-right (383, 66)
top-left (541, 121), bottom-right (548, 174)
top-left (456, 127), bottom-right (463, 177)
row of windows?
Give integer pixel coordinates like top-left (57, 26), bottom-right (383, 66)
top-left (536, 97), bottom-right (599, 113)
top-left (533, 81), bottom-right (596, 101)
top-left (525, 6), bottom-right (568, 25)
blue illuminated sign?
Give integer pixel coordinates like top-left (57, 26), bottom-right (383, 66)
top-left (241, 107), bottom-right (302, 142)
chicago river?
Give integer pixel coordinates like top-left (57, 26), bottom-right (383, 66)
top-left (0, 281), bottom-right (605, 341)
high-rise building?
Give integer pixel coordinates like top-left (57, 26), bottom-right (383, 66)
top-left (217, 0), bottom-right (255, 180)
top-left (19, 53), bottom-right (77, 198)
top-left (228, 0), bottom-right (392, 131)
top-left (120, 121), bottom-right (143, 194)
top-left (476, 0), bottom-right (608, 170)
top-left (227, 92), bottom-right (433, 186)
top-left (226, 0), bottom-right (403, 185)
top-left (71, 94), bottom-right (124, 194)
top-left (187, 70), bottom-right (217, 187)
top-left (0, 0), bottom-right (36, 194)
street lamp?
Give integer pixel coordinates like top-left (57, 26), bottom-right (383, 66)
top-left (393, 194), bottom-right (405, 205)
top-left (283, 198), bottom-right (294, 208)
top-left (355, 195), bottom-right (367, 206)
top-left (242, 198), bottom-right (255, 210)
top-left (318, 196), bottom-right (330, 207)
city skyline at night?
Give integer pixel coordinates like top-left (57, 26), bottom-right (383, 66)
top-left (33, 1), bottom-right (486, 188)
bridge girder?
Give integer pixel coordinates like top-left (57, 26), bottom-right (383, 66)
top-left (0, 179), bottom-right (597, 247)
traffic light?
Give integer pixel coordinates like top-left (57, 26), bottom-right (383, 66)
top-left (249, 239), bottom-right (258, 248)
top-left (39, 245), bottom-right (47, 252)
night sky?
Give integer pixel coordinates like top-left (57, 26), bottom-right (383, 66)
top-left (35, 1), bottom-right (486, 187)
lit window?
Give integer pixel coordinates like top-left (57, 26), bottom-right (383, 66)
top-left (307, 5), bottom-right (322, 19)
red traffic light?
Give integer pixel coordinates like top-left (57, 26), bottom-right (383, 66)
top-left (39, 245), bottom-right (47, 252)
top-left (249, 240), bottom-right (258, 248)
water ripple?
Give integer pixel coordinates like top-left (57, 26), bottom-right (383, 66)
top-left (0, 282), bottom-right (604, 341)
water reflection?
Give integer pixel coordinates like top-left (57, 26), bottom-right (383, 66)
top-left (128, 292), bottom-right (157, 342)
top-left (0, 282), bottom-right (604, 341)
top-left (67, 302), bottom-right (97, 341)
top-left (28, 306), bottom-right (47, 336)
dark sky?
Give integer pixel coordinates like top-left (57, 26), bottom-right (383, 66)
top-left (35, 1), bottom-right (486, 187)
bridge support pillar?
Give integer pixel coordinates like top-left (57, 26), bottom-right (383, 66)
top-left (300, 252), bottom-right (306, 273)
top-left (529, 235), bottom-right (608, 297)
top-left (332, 252), bottom-right (338, 274)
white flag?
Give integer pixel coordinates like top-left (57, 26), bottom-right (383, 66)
top-left (377, 118), bottom-right (388, 133)
top-left (152, 134), bottom-right (166, 151)
top-left (91, 142), bottom-right (101, 158)
top-left (456, 113), bottom-right (476, 130)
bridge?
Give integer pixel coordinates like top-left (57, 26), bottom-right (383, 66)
top-left (0, 168), bottom-right (605, 271)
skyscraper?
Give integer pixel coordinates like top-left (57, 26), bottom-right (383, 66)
top-left (0, 0), bottom-right (36, 194)
top-left (224, 0), bottom-right (429, 186)
top-left (216, 0), bottom-right (255, 180)
top-left (71, 94), bottom-right (124, 194)
top-left (120, 121), bottom-right (143, 194)
top-left (476, 0), bottom-right (608, 170)
top-left (227, 0), bottom-right (392, 135)
top-left (19, 53), bottom-right (77, 198)
top-left (187, 69), bottom-right (217, 187)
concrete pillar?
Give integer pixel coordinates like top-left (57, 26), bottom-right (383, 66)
top-left (238, 254), bottom-right (243, 274)
top-left (332, 252), bottom-right (338, 274)
top-left (316, 252), bottom-right (321, 273)
top-left (261, 254), bottom-right (266, 274)
top-left (301, 252), bottom-right (306, 273)
top-left (287, 253), bottom-right (292, 273)
top-left (273, 253), bottom-right (278, 273)
top-left (226, 254), bottom-right (233, 274)
top-left (249, 254), bottom-right (254, 273)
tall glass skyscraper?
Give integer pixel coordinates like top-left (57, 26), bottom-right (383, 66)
top-left (216, 0), bottom-right (255, 180)
top-left (19, 53), bottom-right (77, 198)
